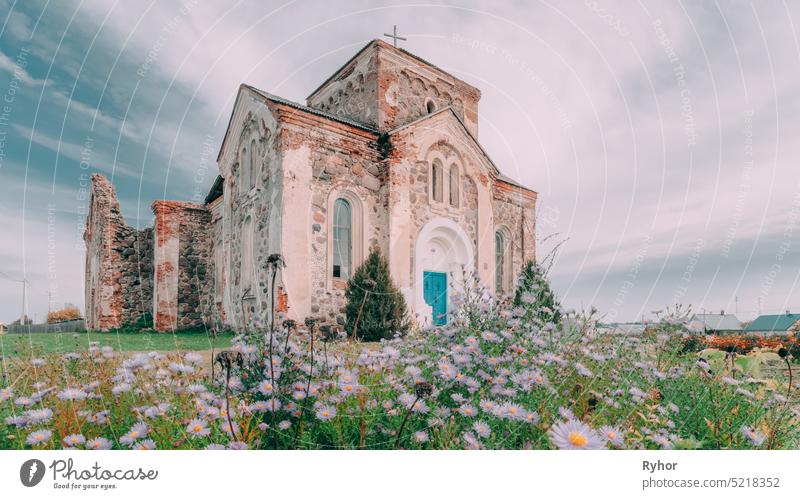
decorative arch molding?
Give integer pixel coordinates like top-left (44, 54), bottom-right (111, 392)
top-left (424, 141), bottom-right (464, 209)
top-left (326, 186), bottom-right (367, 287)
top-left (413, 217), bottom-right (475, 325)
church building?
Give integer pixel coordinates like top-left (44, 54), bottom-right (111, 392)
top-left (83, 39), bottom-right (537, 332)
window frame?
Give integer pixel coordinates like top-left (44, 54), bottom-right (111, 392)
top-left (448, 164), bottom-right (460, 207)
top-left (327, 190), bottom-right (364, 284)
top-left (495, 231), bottom-right (505, 293)
top-left (431, 159), bottom-right (444, 203)
top-left (332, 198), bottom-right (353, 280)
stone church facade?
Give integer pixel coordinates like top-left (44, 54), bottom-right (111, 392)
top-left (84, 40), bottom-right (537, 332)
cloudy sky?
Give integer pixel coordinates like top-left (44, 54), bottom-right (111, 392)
top-left (0, 0), bottom-right (798, 324)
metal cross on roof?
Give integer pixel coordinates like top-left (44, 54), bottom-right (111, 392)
top-left (383, 25), bottom-right (406, 48)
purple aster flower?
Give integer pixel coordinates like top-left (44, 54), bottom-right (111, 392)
top-left (0, 387), bottom-right (12, 402)
top-left (473, 421), bottom-right (491, 438)
top-left (228, 441), bottom-right (248, 450)
top-left (457, 404), bottom-right (477, 417)
top-left (413, 430), bottom-right (429, 443)
top-left (26, 429), bottom-right (52, 446)
top-left (186, 419), bottom-right (211, 438)
top-left (58, 387), bottom-right (88, 401)
top-left (63, 434), bottom-right (86, 447)
top-left (741, 426), bottom-right (766, 446)
top-left (14, 396), bottom-right (34, 407)
top-left (5, 415), bottom-right (28, 428)
top-left (257, 380), bottom-right (275, 396)
top-left (600, 425), bottom-right (625, 448)
top-left (85, 437), bottom-right (113, 450)
top-left (315, 405), bottom-right (337, 421)
top-left (278, 420), bottom-right (291, 430)
top-left (112, 383), bottom-right (132, 395)
top-left (575, 362), bottom-right (593, 377)
top-left (24, 408), bottom-right (53, 424)
top-left (120, 422), bottom-right (148, 445)
top-left (132, 439), bottom-right (156, 450)
top-left (548, 419), bottom-right (606, 450)
top-left (206, 443), bottom-right (225, 450)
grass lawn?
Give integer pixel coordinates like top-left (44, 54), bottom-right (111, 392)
top-left (0, 330), bottom-right (234, 358)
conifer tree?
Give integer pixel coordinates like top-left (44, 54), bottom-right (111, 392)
top-left (513, 260), bottom-right (562, 326)
top-left (344, 249), bottom-right (409, 341)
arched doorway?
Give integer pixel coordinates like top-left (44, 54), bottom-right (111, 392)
top-left (414, 218), bottom-right (474, 325)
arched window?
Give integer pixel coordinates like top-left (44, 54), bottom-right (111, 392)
top-left (239, 146), bottom-right (250, 195)
top-left (431, 159), bottom-right (443, 203)
top-left (241, 216), bottom-right (254, 293)
top-left (332, 198), bottom-right (352, 279)
top-left (449, 166), bottom-right (459, 207)
top-left (426, 99), bottom-right (436, 114)
top-left (249, 139), bottom-right (258, 189)
top-left (495, 231), bottom-right (505, 293)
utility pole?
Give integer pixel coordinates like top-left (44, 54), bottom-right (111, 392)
top-left (21, 279), bottom-right (28, 324)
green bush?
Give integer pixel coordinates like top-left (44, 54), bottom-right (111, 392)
top-left (344, 249), bottom-right (409, 341)
top-left (680, 334), bottom-right (706, 354)
top-left (513, 260), bottom-right (562, 326)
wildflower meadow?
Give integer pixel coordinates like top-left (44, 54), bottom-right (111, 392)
top-left (1, 273), bottom-right (798, 450)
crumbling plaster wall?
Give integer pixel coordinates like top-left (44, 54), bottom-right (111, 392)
top-left (216, 90), bottom-right (283, 331)
top-left (152, 200), bottom-right (210, 331)
top-left (279, 112), bottom-right (385, 327)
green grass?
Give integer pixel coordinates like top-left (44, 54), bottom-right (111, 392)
top-left (0, 330), bottom-right (234, 357)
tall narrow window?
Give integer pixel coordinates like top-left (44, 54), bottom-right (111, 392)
top-left (495, 231), bottom-right (505, 293)
top-left (239, 147), bottom-right (249, 195)
top-left (449, 166), bottom-right (459, 207)
top-left (241, 217), bottom-right (254, 293)
top-left (249, 139), bottom-right (258, 189)
top-left (332, 198), bottom-right (352, 279)
top-left (431, 159), bottom-right (443, 202)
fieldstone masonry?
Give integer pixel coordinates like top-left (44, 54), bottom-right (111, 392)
top-left (84, 174), bottom-right (153, 330)
top-left (85, 40), bottom-right (538, 332)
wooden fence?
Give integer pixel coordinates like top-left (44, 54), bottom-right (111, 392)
top-left (6, 319), bottom-right (86, 334)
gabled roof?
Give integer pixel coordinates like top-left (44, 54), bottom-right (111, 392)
top-left (216, 84), bottom-right (379, 162)
top-left (204, 175), bottom-right (224, 205)
top-left (245, 85), bottom-right (379, 133)
top-left (744, 314), bottom-right (800, 332)
top-left (307, 39), bottom-right (480, 102)
top-left (387, 107), bottom-right (536, 194)
top-left (688, 314), bottom-right (743, 332)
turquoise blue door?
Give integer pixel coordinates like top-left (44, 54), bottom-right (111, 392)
top-left (423, 271), bottom-right (447, 325)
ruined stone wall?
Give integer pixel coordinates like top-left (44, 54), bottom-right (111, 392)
top-left (152, 201), bottom-right (210, 331)
top-left (118, 226), bottom-right (153, 326)
top-left (177, 207), bottom-right (211, 329)
top-left (84, 174), bottom-right (154, 331)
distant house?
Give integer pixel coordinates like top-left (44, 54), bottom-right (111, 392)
top-left (0, 323), bottom-right (6, 334)
top-left (744, 313), bottom-right (800, 336)
top-left (687, 313), bottom-right (743, 335)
